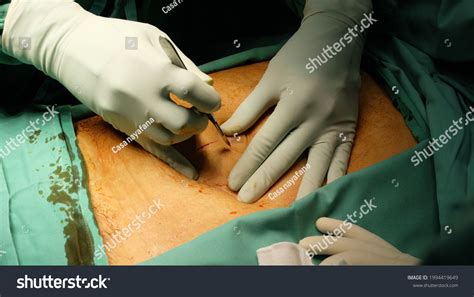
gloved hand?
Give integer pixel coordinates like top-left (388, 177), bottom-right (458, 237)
top-left (299, 217), bottom-right (420, 265)
top-left (1, 0), bottom-right (220, 179)
top-left (221, 0), bottom-right (372, 203)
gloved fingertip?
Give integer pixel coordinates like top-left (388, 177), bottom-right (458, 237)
top-left (237, 188), bottom-right (258, 204)
top-left (238, 178), bottom-right (266, 203)
top-left (298, 238), bottom-right (309, 247)
top-left (295, 190), bottom-right (307, 201)
top-left (315, 217), bottom-right (344, 232)
top-left (237, 194), bottom-right (255, 204)
top-left (220, 122), bottom-right (243, 136)
top-left (208, 98), bottom-right (221, 113)
top-left (193, 91), bottom-right (221, 114)
top-left (219, 121), bottom-right (230, 132)
top-left (227, 170), bottom-right (244, 191)
top-left (296, 184), bottom-right (317, 201)
top-left (228, 182), bottom-right (240, 192)
top-left (327, 170), bottom-right (344, 184)
top-left (298, 237), bottom-right (320, 249)
top-left (191, 171), bottom-right (199, 180)
top-left (174, 164), bottom-right (198, 180)
top-left (315, 217), bottom-right (330, 228)
top-left (220, 125), bottom-right (232, 135)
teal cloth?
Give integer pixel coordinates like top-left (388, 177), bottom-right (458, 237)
top-left (200, 44), bottom-right (286, 74)
top-left (0, 4), bottom-right (20, 65)
top-left (0, 0), bottom-right (472, 266)
top-left (366, 40), bottom-right (474, 232)
top-left (0, 3), bottom-right (6, 32)
top-left (143, 0), bottom-right (474, 264)
top-left (0, 106), bottom-right (107, 265)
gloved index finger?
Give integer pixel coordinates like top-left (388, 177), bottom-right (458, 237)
top-left (168, 68), bottom-right (221, 113)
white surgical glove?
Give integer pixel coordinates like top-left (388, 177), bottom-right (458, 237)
top-left (2, 0), bottom-right (220, 179)
top-left (299, 217), bottom-right (420, 265)
top-left (222, 0), bottom-right (373, 202)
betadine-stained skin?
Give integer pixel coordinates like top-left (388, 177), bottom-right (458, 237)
top-left (73, 63), bottom-right (306, 264)
top-left (74, 63), bottom-right (416, 264)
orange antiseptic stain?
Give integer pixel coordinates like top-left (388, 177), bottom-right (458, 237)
top-left (229, 211), bottom-right (237, 215)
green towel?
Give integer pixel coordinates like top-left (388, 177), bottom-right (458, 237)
top-left (0, 105), bottom-right (107, 265)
